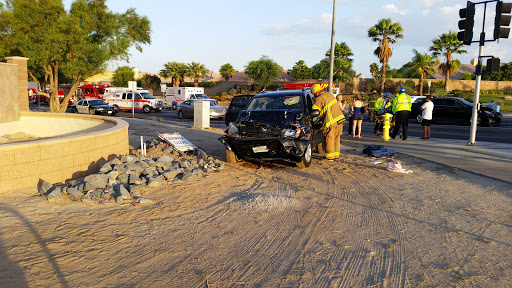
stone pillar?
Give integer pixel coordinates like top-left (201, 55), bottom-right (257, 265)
top-left (0, 62), bottom-right (19, 123)
top-left (6, 56), bottom-right (29, 112)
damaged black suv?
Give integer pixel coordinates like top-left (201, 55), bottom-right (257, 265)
top-left (219, 90), bottom-right (322, 168)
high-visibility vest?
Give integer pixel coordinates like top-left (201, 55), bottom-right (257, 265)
top-left (375, 98), bottom-right (392, 111)
top-left (313, 92), bottom-right (345, 128)
top-left (392, 93), bottom-right (412, 113)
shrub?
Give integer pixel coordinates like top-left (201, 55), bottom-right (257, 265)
top-left (431, 87), bottom-right (447, 97)
top-left (364, 78), bottom-right (380, 93)
top-left (384, 79), bottom-right (398, 94)
top-left (344, 82), bottom-right (355, 94)
top-left (214, 96), bottom-right (221, 101)
top-left (220, 95), bottom-right (228, 102)
top-left (228, 88), bottom-right (237, 96)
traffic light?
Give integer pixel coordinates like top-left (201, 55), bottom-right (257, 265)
top-left (458, 1), bottom-right (476, 45)
top-left (494, 1), bottom-right (512, 40)
top-left (487, 57), bottom-right (501, 73)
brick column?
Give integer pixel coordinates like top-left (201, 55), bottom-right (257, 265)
top-left (6, 56), bottom-right (29, 112)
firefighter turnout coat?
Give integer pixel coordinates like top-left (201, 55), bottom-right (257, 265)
top-left (313, 92), bottom-right (345, 160)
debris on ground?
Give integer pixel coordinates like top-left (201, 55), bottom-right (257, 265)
top-left (386, 162), bottom-right (413, 174)
top-left (362, 144), bottom-right (396, 157)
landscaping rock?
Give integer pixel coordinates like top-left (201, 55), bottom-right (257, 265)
top-left (129, 174), bottom-right (145, 185)
top-left (37, 180), bottom-right (53, 196)
top-left (129, 185), bottom-right (145, 194)
top-left (119, 185), bottom-right (131, 200)
top-left (157, 155), bottom-right (174, 164)
top-left (67, 187), bottom-right (83, 198)
top-left (163, 168), bottom-right (183, 181)
top-left (148, 175), bottom-right (165, 188)
top-left (99, 163), bottom-right (112, 173)
top-left (181, 172), bottom-right (197, 182)
top-left (197, 149), bottom-right (208, 161)
top-left (117, 173), bottom-right (129, 184)
top-left (46, 189), bottom-right (64, 203)
top-left (84, 173), bottom-right (109, 191)
top-left (137, 197), bottom-right (153, 204)
top-left (121, 155), bottom-right (137, 164)
top-left (81, 198), bottom-right (94, 204)
top-left (116, 196), bottom-right (124, 205)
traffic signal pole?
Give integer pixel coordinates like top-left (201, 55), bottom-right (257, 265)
top-left (468, 34), bottom-right (485, 145)
top-left (328, 0), bottom-right (337, 94)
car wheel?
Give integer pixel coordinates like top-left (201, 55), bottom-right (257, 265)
top-left (416, 114), bottom-right (423, 124)
top-left (71, 107), bottom-right (78, 113)
top-left (113, 104), bottom-right (120, 112)
top-left (172, 103), bottom-right (177, 110)
top-left (143, 105), bottom-right (151, 113)
top-left (297, 143), bottom-right (312, 169)
top-left (177, 110), bottom-right (184, 119)
top-left (225, 148), bottom-right (240, 164)
top-left (32, 98), bottom-right (37, 104)
top-left (89, 108), bottom-right (95, 115)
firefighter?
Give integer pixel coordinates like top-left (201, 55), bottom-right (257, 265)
top-left (368, 91), bottom-right (378, 122)
top-left (311, 84), bottom-right (346, 161)
top-left (391, 87), bottom-right (412, 140)
top-left (374, 92), bottom-right (392, 135)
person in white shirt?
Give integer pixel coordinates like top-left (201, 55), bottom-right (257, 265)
top-left (420, 95), bottom-right (434, 139)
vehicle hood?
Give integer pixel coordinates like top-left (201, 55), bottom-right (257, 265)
top-left (90, 104), bottom-right (113, 109)
top-left (236, 110), bottom-right (304, 137)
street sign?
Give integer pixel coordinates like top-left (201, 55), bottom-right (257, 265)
top-left (161, 84), bottom-right (167, 93)
top-left (158, 133), bottom-right (197, 154)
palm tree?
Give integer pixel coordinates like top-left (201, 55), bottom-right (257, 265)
top-left (160, 62), bottom-right (186, 87)
top-left (370, 63), bottom-right (380, 78)
top-left (219, 63), bottom-right (237, 81)
top-left (409, 49), bottom-right (439, 95)
top-left (325, 42), bottom-right (356, 89)
top-left (429, 31), bottom-right (466, 91)
top-left (368, 18), bottom-right (403, 93)
top-left (325, 42), bottom-right (354, 61)
top-left (186, 62), bottom-right (209, 87)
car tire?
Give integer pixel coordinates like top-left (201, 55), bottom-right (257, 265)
top-left (71, 107), bottom-right (78, 113)
top-left (32, 98), bottom-right (37, 104)
top-left (177, 110), bottom-right (184, 119)
top-left (225, 148), bottom-right (240, 164)
top-left (416, 114), bottom-right (423, 124)
top-left (113, 104), bottom-right (120, 112)
top-left (297, 143), bottom-right (312, 169)
top-left (172, 103), bottom-right (177, 110)
top-left (89, 108), bottom-right (95, 115)
top-left (143, 105), bottom-right (151, 113)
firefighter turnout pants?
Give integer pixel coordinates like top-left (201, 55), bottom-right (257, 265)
top-left (324, 124), bottom-right (343, 160)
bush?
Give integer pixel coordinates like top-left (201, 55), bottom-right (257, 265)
top-left (431, 87), bottom-right (447, 97)
top-left (461, 72), bottom-right (472, 80)
top-left (384, 79), bottom-right (398, 94)
top-left (214, 96), bottom-right (221, 101)
top-left (364, 78), bottom-right (380, 93)
top-left (220, 95), bottom-right (228, 102)
top-left (228, 88), bottom-right (238, 96)
top-left (344, 82), bottom-right (355, 94)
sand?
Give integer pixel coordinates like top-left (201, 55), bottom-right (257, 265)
top-left (1, 120), bottom-right (512, 287)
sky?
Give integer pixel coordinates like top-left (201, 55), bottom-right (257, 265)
top-left (63, 0), bottom-right (512, 78)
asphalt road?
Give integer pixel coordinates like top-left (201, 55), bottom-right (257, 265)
top-left (29, 103), bottom-right (512, 144)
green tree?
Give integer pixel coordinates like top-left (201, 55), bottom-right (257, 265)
top-left (160, 62), bottom-right (186, 87)
top-left (186, 62), bottom-right (209, 87)
top-left (325, 42), bottom-right (356, 89)
top-left (409, 49), bottom-right (438, 95)
top-left (368, 18), bottom-right (403, 93)
top-left (370, 63), bottom-right (380, 78)
top-left (141, 74), bottom-right (161, 93)
top-left (112, 66), bottom-right (135, 87)
top-left (430, 31), bottom-right (466, 91)
top-left (0, 0), bottom-right (151, 112)
top-left (311, 58), bottom-right (330, 79)
top-left (219, 63), bottom-right (237, 81)
top-left (245, 56), bottom-right (282, 90)
top-left (289, 60), bottom-right (312, 80)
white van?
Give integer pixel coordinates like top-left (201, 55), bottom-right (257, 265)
top-left (103, 87), bottom-right (164, 113)
top-left (165, 87), bottom-right (205, 109)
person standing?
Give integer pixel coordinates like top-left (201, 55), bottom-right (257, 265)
top-left (374, 92), bottom-right (392, 135)
top-left (420, 95), bottom-right (434, 139)
top-left (391, 87), bottom-right (412, 140)
top-left (350, 94), bottom-right (364, 138)
top-left (368, 91), bottom-right (378, 122)
top-left (311, 84), bottom-right (346, 161)
top-left (337, 95), bottom-right (347, 135)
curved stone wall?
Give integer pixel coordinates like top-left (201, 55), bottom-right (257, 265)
top-left (0, 112), bottom-right (129, 193)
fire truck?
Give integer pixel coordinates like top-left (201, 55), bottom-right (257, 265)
top-left (79, 84), bottom-right (112, 100)
top-left (282, 83), bottom-right (339, 96)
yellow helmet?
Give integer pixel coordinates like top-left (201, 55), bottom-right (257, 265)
top-left (311, 84), bottom-right (324, 94)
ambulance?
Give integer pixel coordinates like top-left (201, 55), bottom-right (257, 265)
top-left (164, 87), bottom-right (206, 110)
top-left (103, 87), bottom-right (164, 113)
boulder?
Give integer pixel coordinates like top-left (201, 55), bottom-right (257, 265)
top-left (121, 155), bottom-right (137, 164)
top-left (46, 189), bottom-right (63, 203)
top-left (117, 173), bottom-right (129, 184)
top-left (137, 197), bottom-right (153, 204)
top-left (197, 149), bottom-right (208, 161)
top-left (181, 172), bottom-right (197, 182)
top-left (84, 174), bottom-right (109, 191)
top-left (118, 185), bottom-right (131, 200)
top-left (147, 175), bottom-right (165, 188)
top-left (108, 158), bottom-right (123, 166)
top-left (163, 168), bottom-right (183, 181)
top-left (37, 180), bottom-right (53, 196)
top-left (99, 163), bottom-right (112, 173)
top-left (157, 155), bottom-right (174, 164)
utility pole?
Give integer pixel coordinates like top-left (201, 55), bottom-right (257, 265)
top-left (328, 0), bottom-right (337, 94)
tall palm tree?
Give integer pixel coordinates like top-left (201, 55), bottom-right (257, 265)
top-left (219, 63), bottom-right (237, 81)
top-left (368, 18), bottom-right (403, 93)
top-left (160, 62), bottom-right (186, 87)
top-left (186, 62), bottom-right (209, 87)
top-left (429, 31), bottom-right (466, 91)
top-left (409, 49), bottom-right (439, 95)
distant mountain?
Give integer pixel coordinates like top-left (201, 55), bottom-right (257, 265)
top-left (431, 63), bottom-right (476, 80)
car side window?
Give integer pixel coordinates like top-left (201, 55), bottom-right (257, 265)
top-left (455, 100), bottom-right (465, 108)
top-left (126, 93), bottom-right (133, 100)
top-left (184, 101), bottom-right (190, 105)
top-left (135, 93), bottom-right (142, 100)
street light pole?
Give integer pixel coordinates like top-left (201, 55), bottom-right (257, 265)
top-left (328, 0), bottom-right (337, 94)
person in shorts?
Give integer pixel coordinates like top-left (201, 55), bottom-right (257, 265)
top-left (420, 95), bottom-right (434, 139)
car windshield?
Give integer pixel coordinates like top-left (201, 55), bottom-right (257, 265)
top-left (246, 95), bottom-right (304, 111)
top-left (140, 92), bottom-right (156, 99)
top-left (193, 94), bottom-right (209, 99)
top-left (189, 100), bottom-right (218, 106)
top-left (89, 100), bottom-right (105, 105)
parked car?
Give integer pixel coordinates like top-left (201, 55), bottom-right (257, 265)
top-left (411, 96), bottom-right (502, 126)
top-left (176, 99), bottom-right (226, 119)
top-left (219, 90), bottom-right (322, 168)
top-left (224, 94), bottom-right (254, 126)
top-left (69, 99), bottom-right (116, 116)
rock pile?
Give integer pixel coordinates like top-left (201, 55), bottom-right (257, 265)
top-left (38, 139), bottom-right (224, 205)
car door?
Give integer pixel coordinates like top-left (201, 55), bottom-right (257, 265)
top-left (453, 99), bottom-right (471, 124)
top-left (225, 95), bottom-right (253, 125)
top-left (432, 98), bottom-right (449, 123)
top-left (182, 100), bottom-right (193, 118)
top-left (78, 100), bottom-right (89, 113)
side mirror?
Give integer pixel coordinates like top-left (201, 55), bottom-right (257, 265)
top-left (310, 109), bottom-right (320, 118)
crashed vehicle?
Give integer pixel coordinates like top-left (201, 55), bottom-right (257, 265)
top-left (219, 90), bottom-right (322, 168)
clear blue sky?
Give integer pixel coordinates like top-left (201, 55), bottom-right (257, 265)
top-left (64, 0), bottom-right (512, 78)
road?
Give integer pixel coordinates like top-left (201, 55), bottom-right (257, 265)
top-left (29, 103), bottom-right (512, 144)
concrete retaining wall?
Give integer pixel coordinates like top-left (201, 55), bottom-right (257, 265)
top-left (352, 78), bottom-right (512, 93)
top-left (0, 112), bottom-right (129, 193)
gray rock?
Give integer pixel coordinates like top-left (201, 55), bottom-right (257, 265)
top-left (129, 185), bottom-right (145, 194)
top-left (181, 172), bottom-right (197, 182)
top-left (82, 198), bottom-right (95, 204)
top-left (67, 193), bottom-right (79, 201)
top-left (131, 191), bottom-right (142, 198)
top-left (67, 187), bottom-right (83, 197)
top-left (117, 173), bottom-right (129, 184)
top-left (99, 163), bottom-right (112, 173)
top-left (89, 189), bottom-right (102, 199)
top-left (121, 155), bottom-right (137, 164)
top-left (84, 173), bottom-right (109, 191)
top-left (119, 185), bottom-right (131, 200)
top-left (37, 180), bottom-right (53, 196)
top-left (107, 170), bottom-right (119, 180)
top-left (163, 168), bottom-right (183, 181)
top-left (129, 174), bottom-right (145, 185)
top-left (98, 199), bottom-right (107, 204)
top-left (148, 175), bottom-right (165, 188)
top-left (116, 196), bottom-right (124, 205)
top-left (108, 178), bottom-right (117, 186)
top-left (216, 163), bottom-right (225, 170)
top-left (137, 197), bottom-right (153, 204)
top-left (205, 167), bottom-right (214, 173)
top-left (113, 164), bottom-right (127, 174)
top-left (46, 189), bottom-right (64, 203)
top-left (126, 164), bottom-right (144, 177)
top-left (108, 158), bottom-right (123, 166)
top-left (144, 167), bottom-right (158, 177)
top-left (180, 161), bottom-right (190, 170)
top-left (197, 159), bottom-right (205, 166)
top-left (157, 155), bottom-right (174, 164)
top-left (197, 149), bottom-right (208, 161)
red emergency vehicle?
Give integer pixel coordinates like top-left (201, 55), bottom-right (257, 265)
top-left (80, 84), bottom-right (112, 100)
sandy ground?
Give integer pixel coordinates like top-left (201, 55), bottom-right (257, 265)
top-left (1, 120), bottom-right (512, 287)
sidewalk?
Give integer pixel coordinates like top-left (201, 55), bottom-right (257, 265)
top-left (355, 135), bottom-right (512, 184)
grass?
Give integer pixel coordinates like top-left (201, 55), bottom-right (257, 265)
top-left (472, 94), bottom-right (512, 112)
